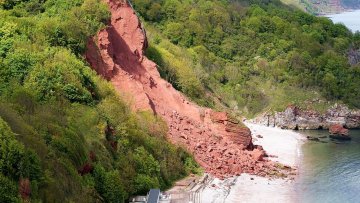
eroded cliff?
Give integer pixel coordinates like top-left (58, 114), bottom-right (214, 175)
top-left (85, 0), bottom-right (283, 178)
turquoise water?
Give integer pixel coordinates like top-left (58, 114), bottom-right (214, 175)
top-left (327, 10), bottom-right (360, 32)
top-left (295, 129), bottom-right (360, 203)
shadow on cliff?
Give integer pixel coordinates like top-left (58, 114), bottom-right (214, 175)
top-left (86, 25), bottom-right (147, 81)
top-left (86, 25), bottom-right (160, 115)
top-left (108, 26), bottom-right (147, 77)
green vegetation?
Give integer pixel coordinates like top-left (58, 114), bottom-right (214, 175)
top-left (133, 0), bottom-right (360, 117)
top-left (0, 0), bottom-right (199, 202)
top-left (1, 0), bottom-right (360, 201)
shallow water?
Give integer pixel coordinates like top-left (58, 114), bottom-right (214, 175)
top-left (295, 129), bottom-right (360, 203)
top-left (327, 10), bottom-right (360, 32)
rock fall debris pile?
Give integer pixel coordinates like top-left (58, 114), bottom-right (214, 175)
top-left (86, 0), bottom-right (290, 179)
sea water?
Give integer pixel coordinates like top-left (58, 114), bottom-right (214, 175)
top-left (295, 129), bottom-right (360, 203)
top-left (327, 10), bottom-right (360, 32)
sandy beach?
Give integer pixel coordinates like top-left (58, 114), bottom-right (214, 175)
top-left (225, 122), bottom-right (304, 202)
top-left (198, 123), bottom-right (305, 203)
top-left (246, 122), bottom-right (304, 167)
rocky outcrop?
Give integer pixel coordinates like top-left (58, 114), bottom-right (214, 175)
top-left (329, 124), bottom-right (349, 136)
top-left (252, 104), bottom-right (360, 130)
top-left (209, 111), bottom-right (252, 149)
top-left (85, 0), bottom-right (283, 178)
top-left (329, 124), bottom-right (351, 140)
top-left (348, 48), bottom-right (360, 66)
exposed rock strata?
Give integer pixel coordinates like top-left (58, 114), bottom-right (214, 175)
top-left (348, 48), bottom-right (360, 66)
top-left (85, 0), bottom-right (283, 178)
top-left (252, 104), bottom-right (360, 130)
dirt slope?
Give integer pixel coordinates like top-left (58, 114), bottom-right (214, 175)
top-left (86, 0), bottom-right (281, 178)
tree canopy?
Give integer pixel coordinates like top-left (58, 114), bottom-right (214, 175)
top-left (134, 0), bottom-right (360, 116)
top-left (0, 0), bottom-right (199, 202)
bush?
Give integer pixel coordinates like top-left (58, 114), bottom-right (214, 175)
top-left (134, 174), bottom-right (160, 195)
top-left (0, 174), bottom-right (20, 202)
top-left (134, 0), bottom-right (360, 116)
top-left (0, 0), bottom-right (196, 201)
top-left (25, 49), bottom-right (94, 103)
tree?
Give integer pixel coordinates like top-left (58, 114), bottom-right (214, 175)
top-left (147, 3), bottom-right (162, 21)
top-left (102, 170), bottom-right (126, 203)
top-left (0, 117), bottom-right (26, 179)
top-left (133, 147), bottom-right (160, 176)
top-left (162, 0), bottom-right (180, 20)
top-left (93, 166), bottom-right (126, 203)
top-left (1, 0), bottom-right (27, 9)
top-left (24, 49), bottom-right (93, 103)
top-left (0, 117), bottom-right (42, 181)
top-left (132, 0), bottom-right (151, 17)
top-left (134, 174), bottom-right (159, 194)
top-left (164, 22), bottom-right (184, 45)
top-left (0, 174), bottom-right (20, 202)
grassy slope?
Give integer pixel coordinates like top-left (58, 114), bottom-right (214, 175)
top-left (0, 1), bottom-right (199, 202)
top-left (136, 0), bottom-right (360, 118)
top-left (145, 23), bottom-right (333, 117)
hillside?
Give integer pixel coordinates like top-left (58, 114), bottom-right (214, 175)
top-left (132, 0), bottom-right (360, 119)
top-left (86, 0), bottom-right (280, 179)
top-left (0, 0), bottom-right (200, 202)
top-left (1, 0), bottom-right (360, 202)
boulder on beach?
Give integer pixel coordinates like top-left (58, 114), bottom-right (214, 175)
top-left (329, 124), bottom-right (351, 140)
top-left (256, 134), bottom-right (263, 138)
top-left (251, 149), bottom-right (265, 161)
top-left (329, 124), bottom-right (349, 136)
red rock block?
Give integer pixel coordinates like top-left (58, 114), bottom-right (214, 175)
top-left (251, 149), bottom-right (265, 161)
top-left (180, 133), bottom-right (188, 140)
top-left (210, 111), bottom-right (228, 123)
top-left (227, 158), bottom-right (235, 164)
top-left (329, 124), bottom-right (349, 136)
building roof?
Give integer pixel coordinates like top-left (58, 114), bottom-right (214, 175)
top-left (147, 189), bottom-right (160, 203)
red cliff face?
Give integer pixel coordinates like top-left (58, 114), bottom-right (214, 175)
top-left (86, 0), bottom-right (276, 178)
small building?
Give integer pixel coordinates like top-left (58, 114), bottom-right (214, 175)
top-left (147, 189), bottom-right (161, 203)
top-left (129, 189), bottom-right (171, 203)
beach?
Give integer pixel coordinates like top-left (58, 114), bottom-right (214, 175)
top-left (246, 122), bottom-right (303, 167)
top-left (198, 123), bottom-right (305, 203)
top-left (224, 123), bottom-right (304, 202)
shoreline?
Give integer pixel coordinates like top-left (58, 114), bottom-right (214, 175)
top-left (167, 123), bottom-right (305, 202)
top-left (319, 8), bottom-right (360, 16)
top-left (246, 122), bottom-right (304, 168)
top-left (323, 9), bottom-right (360, 33)
top-left (223, 123), bottom-right (305, 203)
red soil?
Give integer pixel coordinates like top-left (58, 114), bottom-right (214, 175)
top-left (86, 0), bottom-right (281, 178)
